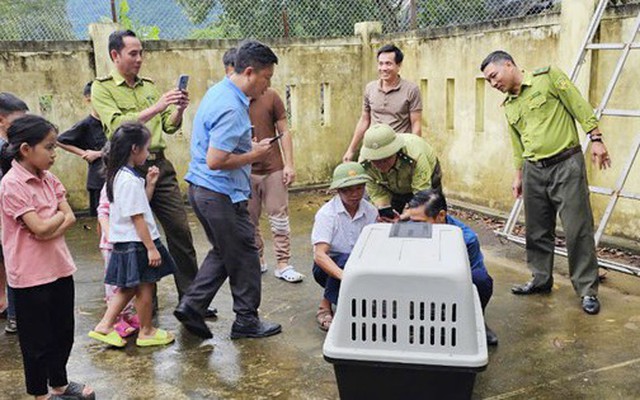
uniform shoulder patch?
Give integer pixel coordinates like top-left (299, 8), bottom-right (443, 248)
top-left (95, 75), bottom-right (113, 82)
top-left (532, 66), bottom-right (550, 76)
top-left (141, 76), bottom-right (154, 83)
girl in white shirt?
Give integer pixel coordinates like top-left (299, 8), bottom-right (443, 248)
top-left (88, 122), bottom-right (176, 348)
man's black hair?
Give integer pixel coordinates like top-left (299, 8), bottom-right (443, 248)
top-left (234, 40), bottom-right (278, 74)
top-left (223, 47), bottom-right (237, 69)
top-left (0, 92), bottom-right (29, 116)
top-left (377, 44), bottom-right (404, 64)
top-left (407, 189), bottom-right (447, 218)
top-left (480, 50), bottom-right (516, 72)
top-left (108, 30), bottom-right (138, 61)
top-left (83, 81), bottom-right (93, 98)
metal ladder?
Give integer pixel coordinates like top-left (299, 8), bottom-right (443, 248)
top-left (496, 0), bottom-right (640, 276)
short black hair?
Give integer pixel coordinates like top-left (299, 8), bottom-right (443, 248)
top-left (223, 47), bottom-right (237, 69)
top-left (0, 92), bottom-right (29, 116)
top-left (377, 44), bottom-right (404, 64)
top-left (407, 189), bottom-right (447, 218)
top-left (234, 40), bottom-right (278, 74)
top-left (108, 30), bottom-right (137, 61)
top-left (480, 50), bottom-right (516, 72)
top-left (83, 81), bottom-right (93, 98)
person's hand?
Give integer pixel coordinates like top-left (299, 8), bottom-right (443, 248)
top-left (82, 150), bottom-right (103, 163)
top-left (342, 148), bottom-right (355, 162)
top-left (252, 138), bottom-right (272, 160)
top-left (146, 166), bottom-right (160, 187)
top-left (512, 173), bottom-right (523, 199)
top-left (282, 165), bottom-right (296, 186)
top-left (591, 141), bottom-right (612, 170)
top-left (148, 248), bottom-right (162, 267)
top-left (157, 89), bottom-right (186, 112)
top-left (176, 89), bottom-right (190, 112)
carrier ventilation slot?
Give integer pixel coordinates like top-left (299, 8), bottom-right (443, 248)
top-left (350, 322), bottom-right (397, 343)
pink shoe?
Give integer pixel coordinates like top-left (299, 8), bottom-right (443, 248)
top-left (114, 320), bottom-right (136, 338)
top-left (123, 313), bottom-right (140, 330)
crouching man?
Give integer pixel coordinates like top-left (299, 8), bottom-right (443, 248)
top-left (403, 189), bottom-right (498, 346)
top-left (311, 162), bottom-right (378, 331)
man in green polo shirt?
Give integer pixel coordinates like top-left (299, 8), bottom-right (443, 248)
top-left (359, 123), bottom-right (441, 217)
top-left (481, 50), bottom-right (611, 315)
top-left (92, 30), bottom-right (203, 310)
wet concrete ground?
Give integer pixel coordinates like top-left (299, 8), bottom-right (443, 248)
top-left (1, 191), bottom-right (640, 399)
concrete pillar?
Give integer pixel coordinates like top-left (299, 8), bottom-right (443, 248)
top-left (88, 23), bottom-right (120, 77)
top-left (557, 0), bottom-right (598, 96)
top-left (355, 21), bottom-right (383, 90)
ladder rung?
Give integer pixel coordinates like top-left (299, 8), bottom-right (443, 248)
top-left (586, 43), bottom-right (626, 50)
top-left (589, 186), bottom-right (640, 201)
top-left (590, 186), bottom-right (613, 195)
top-left (585, 43), bottom-right (640, 50)
top-left (600, 109), bottom-right (640, 117)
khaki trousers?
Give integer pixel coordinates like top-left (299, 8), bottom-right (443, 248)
top-left (248, 169), bottom-right (291, 265)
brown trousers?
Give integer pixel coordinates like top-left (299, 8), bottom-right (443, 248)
top-left (248, 169), bottom-right (291, 264)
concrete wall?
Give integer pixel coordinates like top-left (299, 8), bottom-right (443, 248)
top-left (0, 2), bottom-right (639, 241)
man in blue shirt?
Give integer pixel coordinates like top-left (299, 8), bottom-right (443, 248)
top-left (175, 41), bottom-right (281, 340)
top-left (404, 189), bottom-right (498, 346)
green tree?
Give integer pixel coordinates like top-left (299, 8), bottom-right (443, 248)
top-left (0, 0), bottom-right (75, 40)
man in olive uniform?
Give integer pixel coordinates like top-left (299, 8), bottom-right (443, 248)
top-left (481, 50), bottom-right (611, 315)
top-left (359, 123), bottom-right (441, 216)
top-left (92, 30), bottom-right (208, 312)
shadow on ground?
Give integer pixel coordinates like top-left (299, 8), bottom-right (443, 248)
top-left (1, 191), bottom-right (640, 399)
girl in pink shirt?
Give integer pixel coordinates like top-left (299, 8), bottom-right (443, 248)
top-left (97, 185), bottom-right (139, 337)
top-left (0, 115), bottom-right (94, 400)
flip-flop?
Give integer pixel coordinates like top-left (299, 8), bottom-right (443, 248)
top-left (55, 381), bottom-right (96, 400)
top-left (88, 330), bottom-right (127, 348)
top-left (136, 328), bottom-right (175, 347)
top-left (274, 266), bottom-right (304, 283)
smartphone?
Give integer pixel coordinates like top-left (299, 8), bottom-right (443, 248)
top-left (378, 206), bottom-right (396, 219)
top-left (269, 133), bottom-right (284, 144)
top-left (177, 74), bottom-right (189, 91)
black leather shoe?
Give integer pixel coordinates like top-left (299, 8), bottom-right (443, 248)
top-left (204, 307), bottom-right (218, 319)
top-left (582, 296), bottom-right (600, 315)
top-left (485, 324), bottom-right (498, 346)
top-left (174, 302), bottom-right (213, 339)
top-left (511, 280), bottom-right (552, 295)
top-left (230, 319), bottom-right (282, 339)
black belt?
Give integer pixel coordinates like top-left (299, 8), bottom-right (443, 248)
top-left (147, 151), bottom-right (165, 161)
top-left (528, 146), bottom-right (581, 168)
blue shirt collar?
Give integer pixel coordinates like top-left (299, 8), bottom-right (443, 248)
top-left (223, 77), bottom-right (250, 107)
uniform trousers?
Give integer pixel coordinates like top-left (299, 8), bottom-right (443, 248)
top-left (13, 276), bottom-right (74, 396)
top-left (136, 158), bottom-right (198, 298)
top-left (523, 151), bottom-right (599, 297)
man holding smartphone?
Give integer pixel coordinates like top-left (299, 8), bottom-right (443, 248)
top-left (92, 30), bottom-right (217, 317)
top-left (223, 47), bottom-right (303, 283)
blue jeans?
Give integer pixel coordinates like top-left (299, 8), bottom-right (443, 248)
top-left (312, 253), bottom-right (350, 305)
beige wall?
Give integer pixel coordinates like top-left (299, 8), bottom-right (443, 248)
top-left (0, 3), bottom-right (639, 241)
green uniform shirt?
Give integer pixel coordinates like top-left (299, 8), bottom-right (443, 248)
top-left (503, 66), bottom-right (598, 169)
top-left (361, 134), bottom-right (438, 206)
top-left (92, 70), bottom-right (180, 151)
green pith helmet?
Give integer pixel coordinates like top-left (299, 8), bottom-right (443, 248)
top-left (329, 162), bottom-right (370, 190)
top-left (360, 123), bottom-right (404, 161)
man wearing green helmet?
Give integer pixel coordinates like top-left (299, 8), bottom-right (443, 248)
top-left (359, 123), bottom-right (442, 218)
top-left (311, 162), bottom-right (378, 331)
